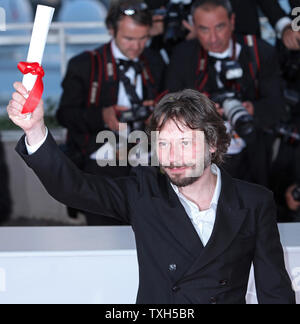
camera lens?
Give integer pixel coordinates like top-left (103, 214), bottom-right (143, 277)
top-left (223, 99), bottom-right (255, 137)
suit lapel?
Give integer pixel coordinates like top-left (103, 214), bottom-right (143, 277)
top-left (183, 169), bottom-right (249, 277)
top-left (152, 172), bottom-right (204, 260)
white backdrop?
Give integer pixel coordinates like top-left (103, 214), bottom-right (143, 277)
top-left (0, 224), bottom-right (299, 304)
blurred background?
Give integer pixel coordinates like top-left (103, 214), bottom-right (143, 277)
top-left (0, 0), bottom-right (295, 225)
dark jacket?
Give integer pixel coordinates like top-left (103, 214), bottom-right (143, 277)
top-left (231, 0), bottom-right (289, 36)
top-left (56, 42), bottom-right (166, 158)
top-left (15, 132), bottom-right (295, 304)
top-left (0, 138), bottom-right (11, 223)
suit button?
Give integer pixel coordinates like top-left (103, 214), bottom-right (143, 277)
top-left (210, 297), bottom-right (217, 304)
top-left (219, 279), bottom-right (228, 287)
top-left (172, 286), bottom-right (181, 293)
top-left (169, 264), bottom-right (177, 272)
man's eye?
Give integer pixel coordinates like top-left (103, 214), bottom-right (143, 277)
top-left (159, 142), bottom-right (168, 147)
top-left (182, 141), bottom-right (191, 146)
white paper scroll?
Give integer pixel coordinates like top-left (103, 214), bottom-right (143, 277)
top-left (22, 5), bottom-right (54, 119)
top-left (23, 5), bottom-right (55, 92)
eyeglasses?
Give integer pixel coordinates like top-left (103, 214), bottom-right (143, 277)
top-left (120, 2), bottom-right (149, 16)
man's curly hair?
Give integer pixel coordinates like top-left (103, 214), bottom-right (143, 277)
top-left (147, 89), bottom-right (231, 166)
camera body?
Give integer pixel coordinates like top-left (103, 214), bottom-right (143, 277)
top-left (210, 60), bottom-right (254, 138)
top-left (211, 91), bottom-right (255, 138)
top-left (119, 103), bottom-right (153, 126)
top-left (292, 185), bottom-right (300, 202)
top-left (152, 0), bottom-right (192, 44)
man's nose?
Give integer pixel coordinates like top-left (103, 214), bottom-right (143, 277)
top-left (169, 143), bottom-right (183, 165)
top-left (209, 30), bottom-right (218, 43)
top-left (131, 40), bottom-right (141, 51)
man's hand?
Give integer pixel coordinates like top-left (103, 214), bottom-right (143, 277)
top-left (102, 105), bottom-right (129, 132)
top-left (282, 26), bottom-right (300, 50)
top-left (286, 185), bottom-right (300, 211)
top-left (182, 20), bottom-right (196, 40)
top-left (7, 82), bottom-right (46, 146)
top-left (242, 101), bottom-right (255, 116)
top-left (150, 15), bottom-right (164, 37)
top-left (143, 100), bottom-right (154, 126)
top-left (215, 103), bottom-right (224, 117)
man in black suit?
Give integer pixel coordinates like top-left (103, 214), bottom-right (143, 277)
top-left (7, 83), bottom-right (295, 304)
top-left (231, 0), bottom-right (300, 50)
top-left (166, 0), bottom-right (286, 186)
top-left (56, 0), bottom-right (165, 225)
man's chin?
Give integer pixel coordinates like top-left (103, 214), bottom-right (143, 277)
top-left (168, 175), bottom-right (200, 188)
top-left (164, 169), bottom-right (200, 187)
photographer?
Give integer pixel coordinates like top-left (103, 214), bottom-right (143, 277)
top-left (166, 0), bottom-right (285, 186)
top-left (0, 136), bottom-right (12, 224)
top-left (56, 0), bottom-right (165, 225)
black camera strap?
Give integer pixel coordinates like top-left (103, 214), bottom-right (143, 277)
top-left (243, 35), bottom-right (261, 99)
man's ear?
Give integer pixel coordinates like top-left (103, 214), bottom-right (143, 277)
top-left (209, 146), bottom-right (217, 154)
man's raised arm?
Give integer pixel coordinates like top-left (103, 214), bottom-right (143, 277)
top-left (7, 82), bottom-right (133, 224)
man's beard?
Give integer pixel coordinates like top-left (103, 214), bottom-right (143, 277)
top-left (162, 148), bottom-right (212, 188)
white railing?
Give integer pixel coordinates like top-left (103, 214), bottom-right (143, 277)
top-left (0, 22), bottom-right (111, 77)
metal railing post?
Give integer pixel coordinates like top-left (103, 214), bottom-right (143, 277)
top-left (58, 25), bottom-right (67, 78)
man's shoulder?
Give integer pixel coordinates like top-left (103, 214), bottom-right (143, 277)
top-left (67, 44), bottom-right (106, 67)
top-left (171, 39), bottom-right (200, 58)
top-left (233, 177), bottom-right (274, 205)
top-left (237, 33), bottom-right (277, 57)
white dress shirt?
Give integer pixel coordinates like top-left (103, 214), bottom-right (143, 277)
top-left (170, 164), bottom-right (222, 246)
top-left (111, 40), bottom-right (143, 108)
top-left (25, 127), bottom-right (48, 155)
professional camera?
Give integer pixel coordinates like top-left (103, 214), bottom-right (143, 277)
top-left (148, 0), bottom-right (193, 44)
top-left (119, 102), bottom-right (153, 126)
top-left (292, 185), bottom-right (300, 202)
top-left (210, 60), bottom-right (254, 138)
top-left (211, 91), bottom-right (255, 138)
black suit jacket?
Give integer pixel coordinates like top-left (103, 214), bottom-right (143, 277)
top-left (231, 0), bottom-right (288, 36)
top-left (0, 138), bottom-right (11, 223)
top-left (15, 132), bottom-right (295, 304)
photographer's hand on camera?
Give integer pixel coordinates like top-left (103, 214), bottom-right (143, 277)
top-left (102, 105), bottom-right (129, 132)
top-left (7, 82), bottom-right (46, 146)
top-left (143, 99), bottom-right (154, 126)
top-left (150, 14), bottom-right (165, 37)
top-left (285, 184), bottom-right (300, 211)
top-left (282, 25), bottom-right (300, 50)
top-left (242, 101), bottom-right (255, 116)
top-left (215, 103), bottom-right (224, 117)
top-left (182, 19), bottom-right (196, 41)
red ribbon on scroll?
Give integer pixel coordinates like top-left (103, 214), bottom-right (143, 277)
top-left (17, 62), bottom-right (45, 114)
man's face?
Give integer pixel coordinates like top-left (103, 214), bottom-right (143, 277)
top-left (157, 119), bottom-right (214, 187)
top-left (193, 6), bottom-right (235, 53)
top-left (114, 16), bottom-right (150, 60)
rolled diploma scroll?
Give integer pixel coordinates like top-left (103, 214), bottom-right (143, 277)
top-left (22, 5), bottom-right (55, 119)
